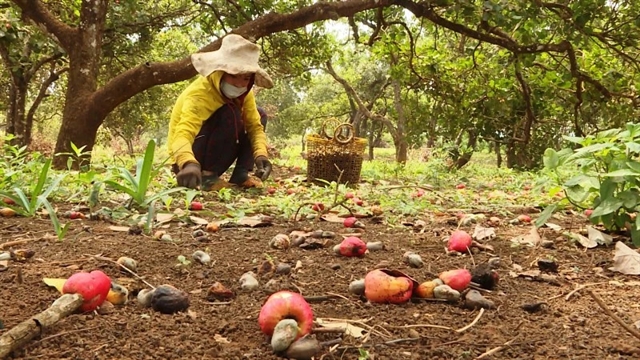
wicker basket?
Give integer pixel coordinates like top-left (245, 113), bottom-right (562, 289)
top-left (306, 122), bottom-right (367, 186)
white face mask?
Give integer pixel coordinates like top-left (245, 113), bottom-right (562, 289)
top-left (221, 80), bottom-right (247, 99)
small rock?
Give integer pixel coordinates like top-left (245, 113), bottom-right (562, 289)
top-left (408, 329), bottom-right (420, 339)
top-left (403, 252), bottom-right (424, 268)
top-left (275, 263), bottom-right (291, 275)
top-left (150, 285), bottom-right (190, 314)
top-left (192, 250), bottom-right (211, 265)
top-left (291, 235), bottom-right (306, 247)
top-left (97, 301), bottom-right (115, 315)
top-left (192, 229), bottom-right (205, 237)
top-left (271, 319), bottom-right (299, 352)
top-left (160, 234), bottom-right (173, 242)
top-left (295, 260), bottom-right (303, 271)
top-left (433, 285), bottom-right (460, 302)
top-left (329, 263), bottom-right (341, 270)
top-left (195, 235), bottom-right (210, 242)
top-left (239, 272), bottom-right (259, 292)
top-left (137, 289), bottom-right (154, 307)
top-left (348, 279), bottom-right (365, 296)
top-left (521, 302), bottom-right (547, 313)
top-left (320, 231), bottom-right (336, 238)
top-left (284, 337), bottom-right (321, 360)
top-left (366, 241), bottom-right (385, 251)
top-left (116, 257), bottom-right (138, 273)
top-left (464, 290), bottom-right (495, 309)
top-left (537, 259), bottom-right (559, 273)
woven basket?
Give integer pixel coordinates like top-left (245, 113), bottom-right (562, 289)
top-left (306, 122), bottom-right (367, 185)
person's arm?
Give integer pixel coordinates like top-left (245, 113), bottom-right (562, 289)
top-left (242, 91), bottom-right (268, 159)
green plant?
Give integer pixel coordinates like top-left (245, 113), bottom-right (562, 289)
top-left (176, 255), bottom-right (191, 267)
top-left (357, 348), bottom-right (370, 360)
top-left (54, 142), bottom-right (91, 171)
top-left (0, 159), bottom-right (65, 216)
top-left (104, 140), bottom-right (185, 209)
top-left (40, 196), bottom-right (71, 240)
top-left (537, 123), bottom-right (640, 245)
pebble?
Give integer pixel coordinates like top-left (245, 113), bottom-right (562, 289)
top-left (464, 290), bottom-right (495, 309)
top-left (192, 250), bottom-right (211, 265)
top-left (403, 252), bottom-right (424, 268)
top-left (348, 279), bottom-right (365, 296)
top-left (239, 272), bottom-right (259, 292)
top-left (275, 263), bottom-right (291, 275)
top-left (366, 241), bottom-right (385, 251)
top-left (330, 263), bottom-right (341, 270)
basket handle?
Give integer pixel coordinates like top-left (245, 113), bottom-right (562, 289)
top-left (333, 123), bottom-right (355, 144)
top-left (320, 118), bottom-right (342, 139)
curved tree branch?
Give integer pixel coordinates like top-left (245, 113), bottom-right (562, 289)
top-left (513, 56), bottom-right (536, 144)
top-left (10, 0), bottom-right (76, 50)
top-left (91, 0), bottom-right (395, 119)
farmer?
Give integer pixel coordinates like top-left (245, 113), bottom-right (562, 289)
top-left (168, 34), bottom-right (273, 190)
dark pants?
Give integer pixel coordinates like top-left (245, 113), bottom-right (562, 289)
top-left (188, 104), bottom-right (267, 177)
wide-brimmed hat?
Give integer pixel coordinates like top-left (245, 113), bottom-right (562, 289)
top-left (191, 34), bottom-right (273, 89)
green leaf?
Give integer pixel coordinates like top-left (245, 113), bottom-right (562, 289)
top-left (565, 184), bottom-right (589, 203)
top-left (591, 197), bottom-right (624, 217)
top-left (625, 142), bottom-right (640, 153)
top-left (603, 169), bottom-right (639, 177)
top-left (627, 160), bottom-right (640, 173)
top-left (535, 203), bottom-right (558, 228)
top-left (618, 190), bottom-right (640, 209)
top-left (631, 229), bottom-right (640, 247)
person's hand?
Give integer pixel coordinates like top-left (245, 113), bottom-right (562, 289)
top-left (254, 156), bottom-right (272, 181)
top-left (176, 162), bottom-right (202, 189)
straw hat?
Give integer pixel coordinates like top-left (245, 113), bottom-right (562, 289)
top-left (191, 34), bottom-right (273, 89)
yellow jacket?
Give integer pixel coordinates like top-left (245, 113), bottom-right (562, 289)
top-left (168, 71), bottom-right (268, 168)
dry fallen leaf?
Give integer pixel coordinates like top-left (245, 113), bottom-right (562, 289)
top-left (237, 215), bottom-right (272, 227)
top-left (587, 226), bottom-right (613, 246)
top-left (472, 225), bottom-right (496, 242)
top-left (315, 318), bottom-right (366, 338)
top-left (43, 278), bottom-right (67, 293)
top-left (319, 213), bottom-right (346, 223)
top-left (511, 226), bottom-right (541, 246)
top-left (156, 213), bottom-right (175, 224)
top-left (610, 241), bottom-right (640, 275)
top-left (189, 216), bottom-right (209, 225)
top-left (544, 223), bottom-right (562, 231)
top-left (568, 232), bottom-right (597, 249)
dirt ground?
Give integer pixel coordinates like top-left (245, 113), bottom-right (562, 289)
top-left (2, 193), bottom-right (640, 360)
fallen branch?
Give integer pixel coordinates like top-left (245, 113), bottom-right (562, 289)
top-left (588, 290), bottom-right (640, 341)
top-left (564, 282), bottom-right (606, 301)
top-left (0, 294), bottom-right (83, 359)
top-left (89, 254), bottom-right (156, 289)
top-left (303, 293), bottom-right (349, 303)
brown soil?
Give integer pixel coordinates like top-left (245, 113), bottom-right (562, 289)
top-left (1, 200), bottom-right (640, 360)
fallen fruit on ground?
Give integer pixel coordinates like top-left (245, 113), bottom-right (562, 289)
top-left (116, 256), bottom-right (137, 272)
top-left (284, 336), bottom-right (321, 359)
top-left (414, 280), bottom-right (439, 298)
top-left (258, 291), bottom-right (314, 338)
top-left (403, 251), bottom-right (424, 268)
top-left (106, 283), bottom-right (129, 305)
top-left (150, 284), bottom-right (190, 314)
top-left (0, 207), bottom-right (16, 217)
top-left (517, 214), bottom-right (532, 223)
top-left (456, 183), bottom-right (466, 189)
top-left (137, 288), bottom-right (154, 307)
top-left (337, 236), bottom-right (367, 257)
top-left (348, 278), bottom-right (366, 296)
top-left (447, 230), bottom-right (472, 253)
top-left (267, 187), bottom-right (276, 194)
top-left (343, 216), bottom-right (365, 229)
top-left (189, 201), bottom-right (203, 210)
top-left (439, 269), bottom-right (472, 291)
top-left (62, 270), bottom-right (112, 312)
top-left (364, 269), bottom-right (415, 304)
top-left (269, 234), bottom-right (291, 250)
top-left (433, 284), bottom-right (461, 301)
top-left (311, 202), bottom-right (324, 212)
top-left (584, 209), bottom-right (593, 217)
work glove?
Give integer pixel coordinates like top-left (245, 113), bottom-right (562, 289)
top-left (176, 162), bottom-right (202, 189)
top-left (254, 156), bottom-right (272, 181)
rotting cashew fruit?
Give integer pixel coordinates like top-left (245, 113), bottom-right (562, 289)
top-left (258, 291), bottom-right (314, 338)
top-left (414, 280), bottom-right (442, 298)
top-left (337, 236), bottom-right (367, 257)
top-left (364, 269), bottom-right (416, 304)
top-left (447, 230), bottom-right (472, 253)
top-left (439, 269), bottom-right (472, 291)
top-left (62, 270), bottom-right (112, 312)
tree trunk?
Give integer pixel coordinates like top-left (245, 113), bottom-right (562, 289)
top-left (395, 138), bottom-right (408, 163)
top-left (5, 80), bottom-right (28, 147)
top-left (494, 141), bottom-right (502, 168)
top-left (51, 0), bottom-right (108, 169)
top-left (391, 80), bottom-right (408, 164)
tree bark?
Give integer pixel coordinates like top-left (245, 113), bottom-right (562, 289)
top-left (391, 79), bottom-right (408, 163)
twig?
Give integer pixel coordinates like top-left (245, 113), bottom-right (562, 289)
top-left (379, 185), bottom-right (434, 191)
top-left (587, 290), bottom-right (640, 341)
top-left (0, 237), bottom-right (42, 249)
top-left (455, 308), bottom-right (485, 333)
top-left (200, 301), bottom-right (232, 305)
top-left (304, 293), bottom-right (351, 303)
top-left (388, 324), bottom-right (454, 331)
top-left (312, 327), bottom-right (347, 334)
top-left (475, 335), bottom-right (518, 359)
top-left (564, 282), bottom-right (606, 301)
top-left (89, 254), bottom-right (156, 289)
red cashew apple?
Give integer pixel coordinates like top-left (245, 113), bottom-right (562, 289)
top-left (439, 269), bottom-right (472, 291)
top-left (456, 183), bottom-right (466, 189)
top-left (62, 270), bottom-right (112, 312)
top-left (364, 269), bottom-right (417, 304)
top-left (189, 201), bottom-right (203, 210)
top-left (517, 214), bottom-right (532, 223)
top-left (258, 291), bottom-right (314, 338)
top-left (584, 209), bottom-right (593, 217)
top-left (311, 202), bottom-right (325, 212)
top-left (447, 230), bottom-right (472, 253)
top-left (338, 236), bottom-right (367, 257)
